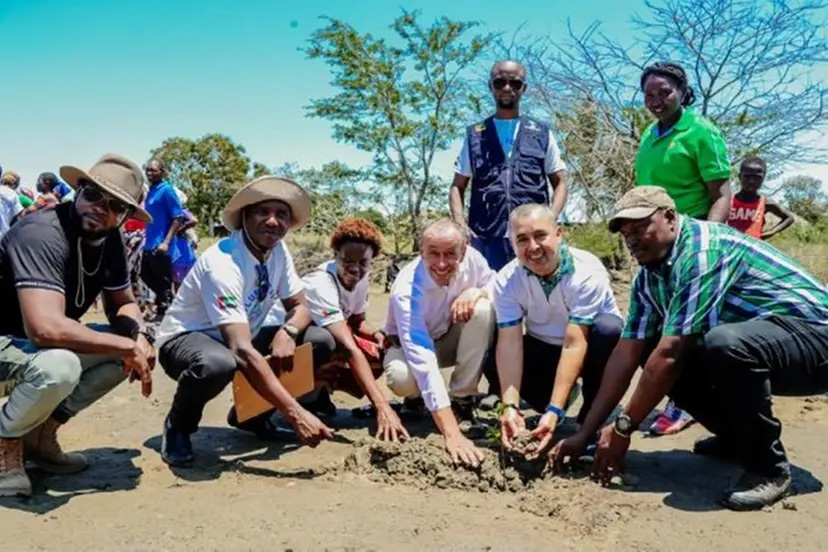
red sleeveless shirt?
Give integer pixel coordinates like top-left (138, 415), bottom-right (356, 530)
top-left (728, 194), bottom-right (766, 239)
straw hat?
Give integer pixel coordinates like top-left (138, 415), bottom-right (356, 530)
top-left (60, 153), bottom-right (151, 222)
top-left (222, 175), bottom-right (311, 231)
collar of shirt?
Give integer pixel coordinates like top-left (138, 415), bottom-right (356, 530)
top-left (524, 242), bottom-right (575, 297)
top-left (652, 108), bottom-right (696, 139)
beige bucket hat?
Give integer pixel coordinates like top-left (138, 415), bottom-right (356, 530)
top-left (60, 153), bottom-right (151, 222)
top-left (222, 175), bottom-right (311, 232)
top-left (608, 185), bottom-right (676, 233)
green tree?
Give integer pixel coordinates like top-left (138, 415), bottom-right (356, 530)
top-left (151, 134), bottom-right (261, 232)
top-left (305, 10), bottom-right (492, 249)
top-left (781, 175), bottom-right (827, 224)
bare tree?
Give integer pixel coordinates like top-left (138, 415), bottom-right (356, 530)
top-left (500, 0), bottom-right (828, 218)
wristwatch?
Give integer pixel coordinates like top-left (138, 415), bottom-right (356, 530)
top-left (138, 328), bottom-right (156, 346)
top-left (282, 324), bottom-right (299, 341)
top-left (613, 412), bottom-right (637, 438)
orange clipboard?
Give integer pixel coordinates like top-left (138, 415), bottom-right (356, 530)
top-left (231, 342), bottom-right (315, 423)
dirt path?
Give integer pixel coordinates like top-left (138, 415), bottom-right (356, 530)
top-left (4, 288), bottom-right (828, 551)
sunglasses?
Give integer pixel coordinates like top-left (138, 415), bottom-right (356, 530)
top-left (79, 183), bottom-right (131, 215)
top-left (255, 263), bottom-right (271, 302)
top-left (492, 77), bottom-right (524, 90)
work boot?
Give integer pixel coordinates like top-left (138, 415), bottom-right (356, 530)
top-left (451, 396), bottom-right (478, 424)
top-left (722, 470), bottom-right (792, 511)
top-left (0, 438), bottom-right (31, 497)
top-left (23, 418), bottom-right (87, 474)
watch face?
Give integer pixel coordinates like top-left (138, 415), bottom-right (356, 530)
top-left (615, 414), bottom-right (633, 434)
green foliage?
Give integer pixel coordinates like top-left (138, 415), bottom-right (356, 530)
top-left (305, 10), bottom-right (492, 250)
top-left (151, 134), bottom-right (261, 232)
top-left (564, 223), bottom-right (625, 267)
top-left (781, 175), bottom-right (827, 224)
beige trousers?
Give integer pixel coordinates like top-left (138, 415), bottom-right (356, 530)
top-left (384, 299), bottom-right (495, 400)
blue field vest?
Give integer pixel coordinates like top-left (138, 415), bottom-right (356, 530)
top-left (467, 115), bottom-right (550, 238)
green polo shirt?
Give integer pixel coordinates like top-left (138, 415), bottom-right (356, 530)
top-left (635, 109), bottom-right (731, 218)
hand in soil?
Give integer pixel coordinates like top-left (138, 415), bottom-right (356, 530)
top-left (376, 405), bottom-right (409, 442)
top-left (499, 409), bottom-right (526, 450)
top-left (593, 425), bottom-right (630, 486)
top-left (289, 408), bottom-right (334, 447)
top-left (549, 431), bottom-right (590, 472)
top-left (526, 412), bottom-right (558, 459)
top-left (445, 433), bottom-right (485, 467)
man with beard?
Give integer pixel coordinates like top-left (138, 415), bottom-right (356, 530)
top-left (449, 60), bottom-right (568, 272)
top-left (551, 186), bottom-right (828, 511)
top-left (0, 154), bottom-right (154, 496)
top-left (155, 176), bottom-right (335, 466)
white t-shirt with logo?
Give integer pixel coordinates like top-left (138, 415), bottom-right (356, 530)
top-left (156, 231), bottom-right (303, 348)
top-left (0, 185), bottom-right (23, 238)
top-left (302, 260), bottom-right (370, 327)
top-left (493, 246), bottom-right (622, 346)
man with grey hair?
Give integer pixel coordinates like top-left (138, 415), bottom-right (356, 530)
top-left (383, 218), bottom-right (495, 466)
top-left (449, 60), bottom-right (568, 271)
top-left (485, 203), bottom-right (623, 455)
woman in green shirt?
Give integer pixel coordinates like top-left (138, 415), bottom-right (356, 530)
top-left (635, 62), bottom-right (732, 222)
top-left (634, 62), bottom-right (733, 436)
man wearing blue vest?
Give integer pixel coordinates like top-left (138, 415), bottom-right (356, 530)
top-left (450, 60), bottom-right (568, 271)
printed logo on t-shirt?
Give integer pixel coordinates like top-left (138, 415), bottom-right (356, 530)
top-left (217, 295), bottom-right (239, 311)
top-left (323, 307), bottom-right (341, 317)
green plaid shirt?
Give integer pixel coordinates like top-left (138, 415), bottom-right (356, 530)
top-left (623, 216), bottom-right (828, 339)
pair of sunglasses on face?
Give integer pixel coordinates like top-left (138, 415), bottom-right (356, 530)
top-left (79, 181), bottom-right (132, 215)
top-left (492, 77), bottom-right (525, 90)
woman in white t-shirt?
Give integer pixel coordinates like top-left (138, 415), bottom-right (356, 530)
top-left (302, 218), bottom-right (408, 442)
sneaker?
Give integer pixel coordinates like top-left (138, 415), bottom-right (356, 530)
top-left (161, 415), bottom-right (194, 467)
top-left (693, 435), bottom-right (742, 462)
top-left (723, 470), bottom-right (792, 511)
top-left (398, 397), bottom-right (426, 422)
top-left (299, 388), bottom-right (337, 421)
top-left (478, 394), bottom-right (501, 412)
top-left (227, 407), bottom-right (297, 442)
top-left (648, 400), bottom-right (695, 436)
top-left (350, 401), bottom-right (401, 419)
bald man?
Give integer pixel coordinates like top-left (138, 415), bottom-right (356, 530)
top-left (383, 218), bottom-right (495, 467)
top-left (450, 60), bottom-right (568, 271)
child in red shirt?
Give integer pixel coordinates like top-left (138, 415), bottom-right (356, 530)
top-left (728, 156), bottom-right (794, 240)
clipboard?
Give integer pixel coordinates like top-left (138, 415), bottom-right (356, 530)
top-left (232, 342), bottom-right (315, 423)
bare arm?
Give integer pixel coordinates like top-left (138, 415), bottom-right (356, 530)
top-left (350, 312), bottom-right (383, 341)
top-left (19, 288), bottom-right (136, 356)
top-left (160, 219), bottom-right (184, 251)
top-left (326, 320), bottom-right (387, 408)
top-left (547, 323), bottom-right (588, 414)
top-left (496, 325), bottom-right (524, 406)
top-left (706, 179), bottom-right (732, 222)
top-left (762, 199), bottom-right (796, 240)
top-left (449, 173), bottom-right (470, 228)
top-left (548, 170), bottom-right (568, 221)
top-left (624, 336), bottom-right (693, 426)
top-left (281, 292), bottom-right (312, 332)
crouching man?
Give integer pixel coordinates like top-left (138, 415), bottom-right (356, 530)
top-left (552, 187), bottom-right (828, 510)
top-left (0, 154), bottom-right (154, 496)
top-left (488, 204), bottom-right (623, 455)
top-left (155, 176), bottom-right (335, 467)
top-left (383, 219), bottom-right (495, 466)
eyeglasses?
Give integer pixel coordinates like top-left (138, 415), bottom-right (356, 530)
top-left (492, 77), bottom-right (524, 90)
top-left (79, 183), bottom-right (131, 215)
top-left (255, 263), bottom-right (271, 302)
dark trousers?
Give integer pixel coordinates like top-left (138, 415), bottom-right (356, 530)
top-left (484, 313), bottom-right (623, 422)
top-left (159, 325), bottom-right (335, 433)
top-left (470, 235), bottom-right (514, 271)
top-left (141, 249), bottom-right (174, 315)
top-left (665, 315), bottom-right (828, 477)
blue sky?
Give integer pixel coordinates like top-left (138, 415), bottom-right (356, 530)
top-left (1, 0), bottom-right (825, 193)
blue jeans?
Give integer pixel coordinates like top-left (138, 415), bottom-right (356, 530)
top-left (470, 235), bottom-right (514, 271)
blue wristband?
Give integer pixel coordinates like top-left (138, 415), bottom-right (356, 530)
top-left (545, 404), bottom-right (565, 418)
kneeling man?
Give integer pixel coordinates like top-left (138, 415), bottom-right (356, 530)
top-left (384, 219), bottom-right (495, 466)
top-left (490, 204), bottom-right (623, 454)
top-left (553, 187), bottom-right (828, 510)
top-left (156, 176), bottom-right (334, 466)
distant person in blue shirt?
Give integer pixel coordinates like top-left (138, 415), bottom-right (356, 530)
top-left (449, 60), bottom-right (569, 272)
top-left (141, 158), bottom-right (185, 321)
top-left (36, 172), bottom-right (74, 203)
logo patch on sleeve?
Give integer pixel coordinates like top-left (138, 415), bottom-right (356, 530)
top-left (217, 295), bottom-right (239, 311)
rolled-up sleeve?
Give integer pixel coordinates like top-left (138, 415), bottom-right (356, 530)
top-left (388, 287), bottom-right (451, 412)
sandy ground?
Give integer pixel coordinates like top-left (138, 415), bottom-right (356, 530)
top-left (4, 287), bottom-right (828, 551)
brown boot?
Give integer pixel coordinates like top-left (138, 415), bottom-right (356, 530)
top-left (23, 418), bottom-right (88, 474)
top-left (0, 438), bottom-right (31, 497)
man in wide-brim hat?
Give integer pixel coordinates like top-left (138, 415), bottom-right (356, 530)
top-left (0, 153), bottom-right (155, 497)
top-left (155, 175), bottom-right (337, 466)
